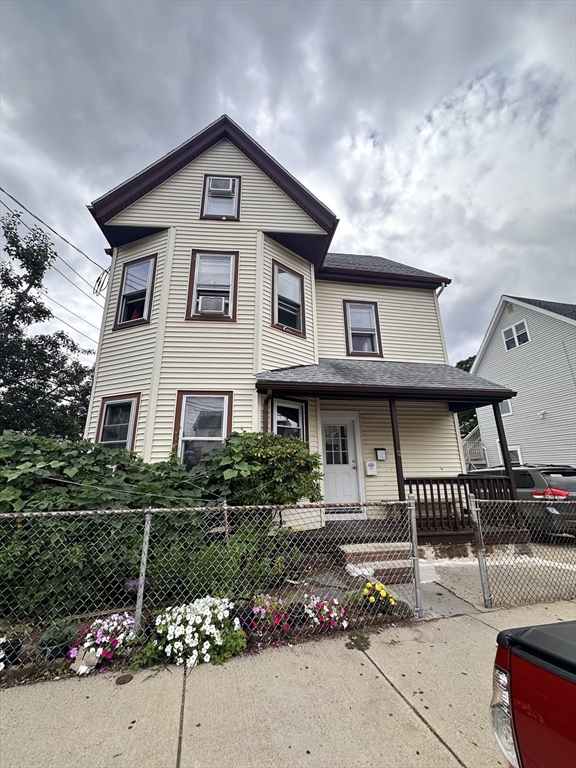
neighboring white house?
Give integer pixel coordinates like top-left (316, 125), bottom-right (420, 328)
top-left (85, 115), bottom-right (515, 513)
top-left (469, 295), bottom-right (576, 468)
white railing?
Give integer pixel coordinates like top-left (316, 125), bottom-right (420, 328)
top-left (462, 425), bottom-right (487, 470)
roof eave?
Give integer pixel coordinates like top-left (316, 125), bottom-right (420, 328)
top-left (317, 267), bottom-right (450, 290)
top-left (255, 379), bottom-right (516, 409)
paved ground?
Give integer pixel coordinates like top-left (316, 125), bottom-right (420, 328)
top-left (1, 567), bottom-right (575, 768)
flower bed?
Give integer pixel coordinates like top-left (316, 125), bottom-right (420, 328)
top-left (68, 612), bottom-right (136, 663)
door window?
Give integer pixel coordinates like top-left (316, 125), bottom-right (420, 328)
top-left (324, 425), bottom-right (349, 465)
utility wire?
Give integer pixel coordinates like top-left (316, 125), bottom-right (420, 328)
top-left (50, 263), bottom-right (105, 309)
top-left (50, 313), bottom-right (99, 345)
top-left (0, 186), bottom-right (107, 269)
top-left (0, 196), bottom-right (102, 309)
top-left (43, 293), bottom-right (101, 332)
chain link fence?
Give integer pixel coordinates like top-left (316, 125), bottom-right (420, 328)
top-left (0, 501), bottom-right (420, 677)
top-left (471, 496), bottom-right (576, 607)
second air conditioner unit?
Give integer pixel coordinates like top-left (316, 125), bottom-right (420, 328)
top-left (198, 295), bottom-right (226, 315)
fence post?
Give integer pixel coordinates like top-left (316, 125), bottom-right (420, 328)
top-left (134, 510), bottom-right (152, 634)
top-left (408, 494), bottom-right (424, 619)
top-left (222, 500), bottom-right (230, 542)
top-left (469, 494), bottom-right (493, 609)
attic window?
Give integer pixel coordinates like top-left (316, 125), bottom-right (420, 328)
top-left (201, 175), bottom-right (241, 220)
top-left (502, 320), bottom-right (530, 351)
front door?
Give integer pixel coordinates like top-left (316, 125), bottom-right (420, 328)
top-left (322, 417), bottom-right (364, 519)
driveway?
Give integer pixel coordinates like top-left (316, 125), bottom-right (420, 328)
top-left (2, 594), bottom-right (575, 768)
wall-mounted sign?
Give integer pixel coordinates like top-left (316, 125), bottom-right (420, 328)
top-left (375, 448), bottom-right (387, 461)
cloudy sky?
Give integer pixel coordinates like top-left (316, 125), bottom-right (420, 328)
top-left (1, 0), bottom-right (574, 364)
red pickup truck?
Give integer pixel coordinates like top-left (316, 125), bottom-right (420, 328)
top-left (492, 621), bottom-right (576, 768)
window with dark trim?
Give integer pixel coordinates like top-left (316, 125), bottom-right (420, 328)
top-left (96, 394), bottom-right (140, 450)
top-left (201, 175), bottom-right (241, 220)
top-left (344, 300), bottom-right (382, 356)
top-left (502, 320), bottom-right (530, 351)
top-left (174, 391), bottom-right (233, 468)
top-left (272, 261), bottom-right (305, 336)
top-left (272, 398), bottom-right (307, 441)
top-left (186, 251), bottom-right (238, 321)
top-left (114, 255), bottom-right (156, 329)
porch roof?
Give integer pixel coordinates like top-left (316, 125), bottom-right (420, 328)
top-left (256, 358), bottom-right (516, 411)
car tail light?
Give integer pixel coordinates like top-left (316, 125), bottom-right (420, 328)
top-left (491, 665), bottom-right (520, 768)
top-left (531, 487), bottom-right (570, 499)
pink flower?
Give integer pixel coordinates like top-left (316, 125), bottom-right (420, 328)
top-left (273, 614), bottom-right (281, 625)
top-left (251, 620), bottom-right (258, 628)
top-left (68, 647), bottom-right (78, 660)
top-left (111, 638), bottom-right (119, 648)
top-left (283, 625), bottom-right (290, 632)
top-left (329, 620), bottom-right (336, 628)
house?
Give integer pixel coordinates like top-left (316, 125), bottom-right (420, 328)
top-left (85, 115), bottom-right (516, 526)
top-left (466, 296), bottom-right (576, 468)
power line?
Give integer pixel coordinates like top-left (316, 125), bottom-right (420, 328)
top-left (0, 186), bottom-right (107, 269)
top-left (43, 293), bottom-right (101, 332)
top-left (0, 198), bottom-right (105, 309)
top-left (49, 313), bottom-right (99, 345)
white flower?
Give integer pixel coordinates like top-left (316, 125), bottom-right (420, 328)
top-left (203, 653), bottom-right (210, 663)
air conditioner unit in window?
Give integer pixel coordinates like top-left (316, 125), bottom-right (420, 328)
top-left (208, 177), bottom-right (235, 197)
top-left (198, 295), bottom-right (226, 315)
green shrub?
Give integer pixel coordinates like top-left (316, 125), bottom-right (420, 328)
top-left (189, 431), bottom-right (323, 505)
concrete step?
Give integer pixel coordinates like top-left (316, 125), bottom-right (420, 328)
top-left (339, 542), bottom-right (423, 565)
top-left (347, 558), bottom-right (413, 584)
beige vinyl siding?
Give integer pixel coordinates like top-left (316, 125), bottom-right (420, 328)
top-left (315, 400), bottom-right (464, 505)
top-left (108, 139), bottom-right (325, 235)
top-left (85, 231), bottom-right (167, 453)
top-left (475, 303), bottom-right (576, 466)
top-left (260, 238), bottom-right (316, 371)
top-left (101, 139), bottom-right (325, 463)
top-left (315, 281), bottom-right (447, 363)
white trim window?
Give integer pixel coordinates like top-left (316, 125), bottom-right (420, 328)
top-left (192, 253), bottom-right (235, 317)
top-left (274, 263), bottom-right (303, 333)
top-left (202, 175), bottom-right (240, 218)
top-left (502, 320), bottom-right (530, 351)
top-left (346, 302), bottom-right (380, 354)
top-left (179, 394), bottom-right (229, 467)
top-left (98, 397), bottom-right (138, 450)
top-left (497, 441), bottom-right (523, 465)
top-left (273, 399), bottom-right (306, 440)
top-left (499, 400), bottom-right (513, 417)
top-left (118, 257), bottom-right (155, 325)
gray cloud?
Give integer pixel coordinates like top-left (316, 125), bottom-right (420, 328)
top-left (1, 0), bottom-right (574, 362)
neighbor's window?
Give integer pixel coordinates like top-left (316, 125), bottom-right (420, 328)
top-left (201, 175), bottom-right (240, 220)
top-left (187, 252), bottom-right (237, 319)
top-left (499, 400), bottom-right (513, 417)
top-left (177, 393), bottom-right (231, 468)
top-left (498, 441), bottom-right (523, 466)
top-left (273, 399), bottom-right (306, 440)
top-left (502, 321), bottom-right (530, 351)
top-left (116, 255), bottom-right (156, 327)
top-left (97, 395), bottom-right (139, 450)
top-left (344, 301), bottom-right (381, 355)
top-left (273, 262), bottom-right (304, 334)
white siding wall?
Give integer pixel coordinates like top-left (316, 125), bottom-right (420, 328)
top-left (260, 238), bottom-right (316, 371)
top-left (85, 231), bottom-right (168, 453)
top-left (314, 400), bottom-right (464, 505)
top-left (315, 281), bottom-right (447, 362)
top-left (93, 139), bottom-right (324, 462)
top-left (475, 303), bottom-right (576, 466)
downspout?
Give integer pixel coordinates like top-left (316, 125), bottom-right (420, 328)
top-left (262, 389), bottom-right (273, 433)
top-left (436, 282), bottom-right (447, 297)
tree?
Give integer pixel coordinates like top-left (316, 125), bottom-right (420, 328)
top-left (0, 212), bottom-right (94, 440)
top-left (455, 355), bottom-right (478, 437)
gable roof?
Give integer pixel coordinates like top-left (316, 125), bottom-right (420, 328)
top-left (471, 294), bottom-right (576, 374)
top-left (318, 252), bottom-right (450, 290)
top-left (257, 358), bottom-right (515, 410)
top-left (508, 297), bottom-right (576, 321)
top-left (89, 115), bottom-right (339, 267)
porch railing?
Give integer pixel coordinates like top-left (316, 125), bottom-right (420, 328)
top-left (461, 425), bottom-right (487, 470)
top-left (405, 475), bottom-right (514, 532)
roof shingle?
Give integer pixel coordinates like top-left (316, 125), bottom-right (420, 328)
top-left (509, 296), bottom-right (576, 321)
top-left (322, 253), bottom-right (448, 281)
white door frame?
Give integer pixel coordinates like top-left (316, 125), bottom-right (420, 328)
top-left (321, 410), bottom-right (366, 519)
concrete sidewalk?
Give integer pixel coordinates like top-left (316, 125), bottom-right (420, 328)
top-left (1, 599), bottom-right (575, 768)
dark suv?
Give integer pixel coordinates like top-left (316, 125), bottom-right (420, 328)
top-left (468, 465), bottom-right (576, 536)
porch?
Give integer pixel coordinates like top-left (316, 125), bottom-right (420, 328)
top-left (257, 358), bottom-right (519, 536)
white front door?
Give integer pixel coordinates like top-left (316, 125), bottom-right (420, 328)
top-left (321, 415), bottom-right (365, 519)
